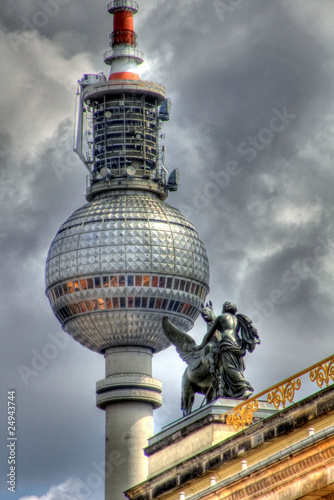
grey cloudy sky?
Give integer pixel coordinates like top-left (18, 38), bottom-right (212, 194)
top-left (1, 0), bottom-right (334, 498)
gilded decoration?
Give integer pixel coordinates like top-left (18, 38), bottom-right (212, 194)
top-left (310, 358), bottom-right (334, 389)
top-left (226, 400), bottom-right (259, 431)
top-left (267, 378), bottom-right (301, 410)
top-left (225, 354), bottom-right (334, 431)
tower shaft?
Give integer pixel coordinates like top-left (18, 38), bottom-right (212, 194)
top-left (96, 347), bottom-right (162, 499)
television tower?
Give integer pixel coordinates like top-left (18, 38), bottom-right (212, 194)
top-left (45, 1), bottom-right (210, 499)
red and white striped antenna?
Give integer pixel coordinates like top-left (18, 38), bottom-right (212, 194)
top-left (104, 0), bottom-right (144, 80)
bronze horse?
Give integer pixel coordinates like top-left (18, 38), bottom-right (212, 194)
top-left (163, 302), bottom-right (222, 416)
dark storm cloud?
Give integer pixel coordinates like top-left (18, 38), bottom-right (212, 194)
top-left (1, 0), bottom-right (334, 498)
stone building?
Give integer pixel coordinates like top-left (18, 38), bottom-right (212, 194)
top-left (126, 359), bottom-right (334, 500)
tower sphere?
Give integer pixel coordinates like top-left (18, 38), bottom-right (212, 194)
top-left (45, 191), bottom-right (209, 353)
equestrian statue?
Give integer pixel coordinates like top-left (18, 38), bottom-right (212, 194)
top-left (162, 301), bottom-right (261, 416)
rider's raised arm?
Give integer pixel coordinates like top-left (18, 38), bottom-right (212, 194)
top-left (195, 316), bottom-right (221, 350)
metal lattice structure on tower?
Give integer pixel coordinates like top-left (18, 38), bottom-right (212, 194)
top-left (45, 2), bottom-right (210, 499)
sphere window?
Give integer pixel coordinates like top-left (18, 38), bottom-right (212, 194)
top-left (87, 278), bottom-right (94, 289)
top-left (80, 279), bottom-right (87, 290)
top-left (106, 298), bottom-right (112, 309)
top-left (149, 298), bottom-right (155, 308)
top-left (128, 297), bottom-right (134, 308)
top-left (135, 275), bottom-right (142, 286)
top-left (79, 302), bottom-right (87, 313)
top-left (152, 276), bottom-right (158, 287)
top-left (161, 299), bottom-right (168, 310)
top-left (112, 297), bottom-right (119, 308)
top-left (177, 302), bottom-right (184, 313)
top-left (127, 275), bottom-right (134, 287)
top-left (141, 297), bottom-right (148, 308)
top-left (172, 301), bottom-right (180, 312)
top-left (143, 275), bottom-right (150, 287)
top-left (135, 297), bottom-right (141, 307)
top-left (168, 300), bottom-right (175, 311)
top-left (120, 297), bottom-right (126, 308)
top-left (159, 277), bottom-right (166, 288)
top-left (103, 276), bottom-right (110, 287)
top-left (94, 277), bottom-right (101, 288)
top-left (110, 276), bottom-right (118, 287)
top-left (119, 276), bottom-right (126, 287)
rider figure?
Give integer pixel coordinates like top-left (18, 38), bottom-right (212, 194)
top-left (194, 301), bottom-right (254, 399)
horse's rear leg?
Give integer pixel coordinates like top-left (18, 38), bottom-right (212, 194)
top-left (181, 386), bottom-right (195, 416)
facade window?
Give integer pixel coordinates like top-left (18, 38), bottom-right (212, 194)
top-left (110, 275), bottom-right (118, 287)
top-left (119, 275), bottom-right (125, 287)
top-left (179, 280), bottom-right (185, 291)
top-left (155, 298), bottom-right (162, 309)
top-left (94, 277), bottom-right (101, 288)
top-left (103, 276), bottom-right (110, 287)
top-left (143, 275), bottom-right (150, 287)
top-left (68, 281), bottom-right (74, 293)
top-left (174, 279), bottom-right (179, 290)
top-left (149, 297), bottom-right (155, 308)
top-left (128, 297), bottom-right (134, 308)
top-left (91, 300), bottom-right (99, 310)
top-left (120, 297), bottom-right (126, 308)
top-left (112, 297), bottom-right (119, 308)
top-left (166, 277), bottom-right (172, 289)
top-left (74, 281), bottom-right (80, 292)
top-left (142, 297), bottom-right (148, 308)
top-left (87, 278), bottom-right (94, 289)
top-left (106, 298), bottom-right (112, 309)
top-left (98, 298), bottom-right (105, 310)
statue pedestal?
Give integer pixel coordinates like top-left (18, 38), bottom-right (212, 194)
top-left (145, 398), bottom-right (276, 477)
